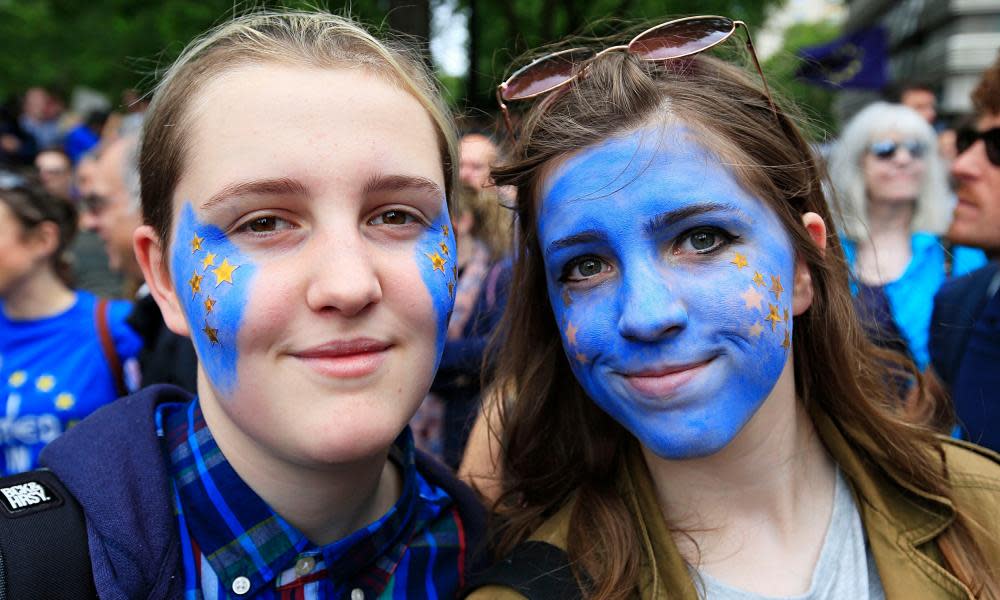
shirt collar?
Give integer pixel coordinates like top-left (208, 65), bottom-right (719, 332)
top-left (163, 399), bottom-right (420, 596)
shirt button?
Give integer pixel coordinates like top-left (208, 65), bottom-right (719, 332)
top-left (232, 576), bottom-right (251, 595)
top-left (294, 556), bottom-right (316, 577)
top-left (351, 588), bottom-right (365, 600)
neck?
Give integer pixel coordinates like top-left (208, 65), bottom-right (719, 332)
top-left (865, 198), bottom-right (914, 237)
top-left (3, 267), bottom-right (75, 319)
top-left (642, 359), bottom-right (836, 576)
top-left (199, 376), bottom-right (401, 546)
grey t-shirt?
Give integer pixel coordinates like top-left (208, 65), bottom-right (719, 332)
top-left (697, 469), bottom-right (886, 600)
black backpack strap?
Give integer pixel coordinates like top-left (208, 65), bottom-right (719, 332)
top-left (0, 469), bottom-right (97, 599)
top-left (459, 540), bottom-right (584, 600)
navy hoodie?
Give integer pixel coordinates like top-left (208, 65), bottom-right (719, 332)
top-left (39, 384), bottom-right (486, 599)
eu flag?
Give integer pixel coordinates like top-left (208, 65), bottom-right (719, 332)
top-left (796, 26), bottom-right (888, 89)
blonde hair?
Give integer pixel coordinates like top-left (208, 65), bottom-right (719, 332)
top-left (139, 10), bottom-right (457, 247)
top-left (828, 101), bottom-right (951, 240)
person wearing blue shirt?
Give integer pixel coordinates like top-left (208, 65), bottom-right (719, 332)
top-left (0, 181), bottom-right (141, 475)
top-left (829, 102), bottom-right (986, 369)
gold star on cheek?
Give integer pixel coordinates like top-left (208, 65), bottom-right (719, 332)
top-left (441, 224), bottom-right (450, 237)
top-left (748, 322), bottom-right (764, 338)
top-left (730, 252), bottom-right (748, 270)
top-left (426, 251), bottom-right (447, 273)
top-left (783, 308), bottom-right (789, 323)
top-left (575, 352), bottom-right (589, 364)
top-left (770, 275), bottom-right (784, 300)
top-left (200, 251), bottom-right (216, 271)
top-left (212, 258), bottom-right (239, 286)
top-left (782, 328), bottom-right (791, 349)
top-left (188, 272), bottom-right (203, 296)
top-left (753, 272), bottom-right (765, 287)
top-left (565, 321), bottom-right (579, 346)
top-left (190, 235), bottom-right (203, 253)
top-left (439, 241), bottom-right (450, 256)
top-left (448, 281), bottom-right (455, 298)
top-left (203, 322), bottom-right (219, 345)
top-left (740, 286), bottom-right (764, 311)
top-left (204, 296), bottom-right (216, 313)
top-left (561, 289), bottom-right (573, 307)
top-left (765, 303), bottom-right (783, 331)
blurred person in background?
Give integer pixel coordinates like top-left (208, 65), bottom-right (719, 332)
top-left (828, 102), bottom-right (986, 369)
top-left (0, 181), bottom-right (140, 475)
top-left (886, 81), bottom-right (937, 126)
top-left (82, 133), bottom-right (197, 392)
top-left (459, 132), bottom-right (498, 191)
top-left (412, 182), bottom-right (512, 467)
top-left (63, 110), bottom-right (106, 164)
top-left (19, 87), bottom-right (66, 152)
top-left (0, 98), bottom-right (36, 167)
top-left (34, 148), bottom-right (73, 201)
top-left (931, 51), bottom-right (1000, 451)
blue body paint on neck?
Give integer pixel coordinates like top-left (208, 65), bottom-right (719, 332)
top-left (538, 126), bottom-right (795, 459)
top-left (171, 202), bottom-right (258, 394)
top-left (414, 198), bottom-right (457, 368)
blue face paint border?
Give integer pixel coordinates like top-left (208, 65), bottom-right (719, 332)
top-left (170, 202), bottom-right (258, 394)
top-left (414, 198), bottom-right (457, 370)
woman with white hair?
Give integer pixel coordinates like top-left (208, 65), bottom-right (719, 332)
top-left (828, 102), bottom-right (986, 369)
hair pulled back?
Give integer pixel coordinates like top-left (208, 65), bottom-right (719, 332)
top-left (1, 181), bottom-right (77, 287)
top-left (140, 10), bottom-right (458, 253)
top-left (488, 49), bottom-right (997, 599)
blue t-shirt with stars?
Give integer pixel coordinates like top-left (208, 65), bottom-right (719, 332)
top-left (0, 291), bottom-right (142, 475)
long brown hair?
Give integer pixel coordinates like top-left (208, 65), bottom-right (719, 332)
top-left (488, 50), bottom-right (997, 598)
top-left (1, 181), bottom-right (77, 287)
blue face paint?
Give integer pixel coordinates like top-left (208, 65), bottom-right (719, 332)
top-left (538, 126), bottom-right (796, 459)
top-left (171, 202), bottom-right (258, 394)
top-left (414, 197), bottom-right (457, 368)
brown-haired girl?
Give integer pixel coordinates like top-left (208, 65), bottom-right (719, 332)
top-left (466, 16), bottom-right (1000, 600)
top-left (0, 181), bottom-right (140, 475)
top-left (29, 10), bottom-right (484, 598)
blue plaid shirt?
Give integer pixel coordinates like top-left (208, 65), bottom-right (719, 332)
top-left (158, 400), bottom-right (470, 599)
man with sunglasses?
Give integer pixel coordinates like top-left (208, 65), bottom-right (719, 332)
top-left (930, 51), bottom-right (1000, 451)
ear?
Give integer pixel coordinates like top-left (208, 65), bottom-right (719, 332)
top-left (26, 221), bottom-right (60, 259)
top-left (133, 225), bottom-right (191, 337)
top-left (791, 212), bottom-right (827, 317)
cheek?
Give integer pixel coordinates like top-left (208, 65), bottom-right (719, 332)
top-left (413, 206), bottom-right (457, 365)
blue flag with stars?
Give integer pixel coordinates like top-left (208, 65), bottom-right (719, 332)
top-left (796, 26), bottom-right (888, 90)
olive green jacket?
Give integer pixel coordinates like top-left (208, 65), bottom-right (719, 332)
top-left (468, 410), bottom-right (1000, 599)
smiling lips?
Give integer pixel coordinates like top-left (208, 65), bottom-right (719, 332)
top-left (292, 338), bottom-right (391, 378)
top-left (620, 358), bottom-right (714, 398)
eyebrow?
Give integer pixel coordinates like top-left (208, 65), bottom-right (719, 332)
top-left (643, 202), bottom-right (747, 234)
top-left (362, 174), bottom-right (444, 199)
top-left (545, 229), bottom-right (608, 258)
top-left (201, 177), bottom-right (308, 210)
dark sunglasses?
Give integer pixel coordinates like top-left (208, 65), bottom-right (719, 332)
top-left (867, 139), bottom-right (926, 160)
top-left (496, 15), bottom-right (775, 140)
top-left (956, 126), bottom-right (1000, 167)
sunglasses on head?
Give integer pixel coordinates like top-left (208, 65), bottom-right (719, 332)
top-left (496, 15), bottom-right (775, 140)
top-left (867, 139), bottom-right (926, 160)
top-left (955, 126), bottom-right (1000, 167)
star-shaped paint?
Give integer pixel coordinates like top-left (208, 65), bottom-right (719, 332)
top-left (189, 272), bottom-right (203, 296)
top-left (54, 392), bottom-right (75, 411)
top-left (782, 328), bottom-right (791, 350)
top-left (203, 322), bottom-right (219, 345)
top-left (740, 286), bottom-right (764, 311)
top-left (439, 241), bottom-right (449, 256)
top-left (201, 251), bottom-right (216, 271)
top-left (770, 275), bottom-right (784, 301)
top-left (748, 322), bottom-right (764, 338)
top-left (752, 271), bottom-right (765, 287)
top-left (442, 224), bottom-right (450, 237)
top-left (730, 252), bottom-right (748, 270)
top-left (765, 303), bottom-right (783, 331)
top-left (575, 352), bottom-right (589, 364)
top-left (204, 296), bottom-right (216, 314)
top-left (212, 258), bottom-right (239, 286)
top-left (561, 289), bottom-right (573, 307)
top-left (35, 374), bottom-right (55, 393)
top-left (426, 251), bottom-right (447, 273)
top-left (448, 281), bottom-right (455, 298)
top-left (190, 234), bottom-right (203, 253)
top-left (783, 308), bottom-right (789, 323)
top-left (565, 321), bottom-right (579, 346)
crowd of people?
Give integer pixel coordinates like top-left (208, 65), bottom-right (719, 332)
top-left (0, 9), bottom-right (998, 599)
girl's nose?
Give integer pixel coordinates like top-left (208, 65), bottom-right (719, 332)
top-left (304, 229), bottom-right (382, 317)
top-left (617, 262), bottom-right (688, 342)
